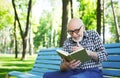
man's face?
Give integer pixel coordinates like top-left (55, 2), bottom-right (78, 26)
top-left (67, 20), bottom-right (84, 42)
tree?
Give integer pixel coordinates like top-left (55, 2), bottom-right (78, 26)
top-left (0, 0), bottom-right (13, 30)
top-left (78, 0), bottom-right (97, 30)
top-left (102, 0), bottom-right (119, 43)
top-left (97, 0), bottom-right (101, 35)
top-left (102, 0), bottom-right (105, 43)
top-left (28, 22), bottom-right (34, 55)
top-left (33, 0), bottom-right (62, 50)
top-left (12, 0), bottom-right (32, 60)
top-left (70, 0), bottom-right (73, 18)
top-left (13, 15), bottom-right (18, 58)
top-left (60, 0), bottom-right (70, 47)
top-left (34, 12), bottom-right (53, 49)
top-left (0, 0), bottom-right (13, 54)
top-left (110, 0), bottom-right (120, 42)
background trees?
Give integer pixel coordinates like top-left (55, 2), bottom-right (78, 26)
top-left (12, 0), bottom-right (32, 60)
top-left (0, 0), bottom-right (119, 60)
top-left (0, 0), bottom-right (13, 54)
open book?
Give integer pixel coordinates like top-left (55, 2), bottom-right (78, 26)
top-left (56, 48), bottom-right (91, 63)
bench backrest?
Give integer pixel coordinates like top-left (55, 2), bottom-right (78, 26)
top-left (29, 48), bottom-right (61, 76)
top-left (102, 43), bottom-right (120, 77)
top-left (29, 43), bottom-right (120, 77)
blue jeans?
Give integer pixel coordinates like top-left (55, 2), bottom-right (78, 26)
top-left (43, 68), bottom-right (103, 78)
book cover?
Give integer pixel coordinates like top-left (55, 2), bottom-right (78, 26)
top-left (56, 49), bottom-right (91, 63)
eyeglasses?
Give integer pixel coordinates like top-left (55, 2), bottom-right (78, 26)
top-left (68, 26), bottom-right (83, 35)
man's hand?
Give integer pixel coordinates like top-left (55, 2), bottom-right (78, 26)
top-left (60, 59), bottom-right (81, 71)
top-left (86, 50), bottom-right (98, 61)
top-left (72, 42), bottom-right (83, 51)
top-left (60, 58), bottom-right (70, 71)
top-left (72, 46), bottom-right (83, 51)
top-left (69, 59), bottom-right (81, 69)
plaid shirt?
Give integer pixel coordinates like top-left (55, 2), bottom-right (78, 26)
top-left (63, 30), bottom-right (107, 70)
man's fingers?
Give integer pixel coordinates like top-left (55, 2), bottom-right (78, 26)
top-left (73, 60), bottom-right (81, 66)
top-left (69, 60), bottom-right (81, 69)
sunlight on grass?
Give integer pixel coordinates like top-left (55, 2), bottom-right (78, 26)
top-left (0, 54), bottom-right (37, 78)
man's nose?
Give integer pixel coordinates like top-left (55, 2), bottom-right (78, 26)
top-left (72, 32), bottom-right (77, 36)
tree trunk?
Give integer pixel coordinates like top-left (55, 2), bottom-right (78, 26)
top-left (14, 17), bottom-right (18, 58)
top-left (102, 0), bottom-right (105, 44)
top-left (70, 0), bottom-right (73, 18)
top-left (97, 0), bottom-right (101, 35)
top-left (111, 0), bottom-right (120, 42)
top-left (21, 36), bottom-right (27, 60)
top-left (12, 0), bottom-right (22, 58)
top-left (29, 24), bottom-right (33, 55)
top-left (12, 0), bottom-right (32, 60)
top-left (21, 0), bottom-right (32, 60)
top-left (60, 0), bottom-right (70, 47)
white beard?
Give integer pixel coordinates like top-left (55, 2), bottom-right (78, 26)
top-left (72, 35), bottom-right (83, 42)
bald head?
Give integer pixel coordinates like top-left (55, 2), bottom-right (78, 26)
top-left (67, 18), bottom-right (84, 29)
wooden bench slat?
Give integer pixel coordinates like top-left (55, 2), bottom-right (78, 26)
top-left (8, 71), bottom-right (42, 78)
top-left (29, 71), bottom-right (43, 76)
top-left (31, 68), bottom-right (58, 73)
top-left (107, 56), bottom-right (120, 61)
top-left (38, 52), bottom-right (58, 55)
top-left (37, 56), bottom-right (61, 60)
top-left (106, 48), bottom-right (120, 54)
top-left (39, 48), bottom-right (58, 51)
top-left (29, 69), bottom-right (58, 76)
top-left (102, 70), bottom-right (120, 77)
top-left (36, 60), bottom-right (61, 64)
top-left (33, 64), bottom-right (60, 70)
top-left (104, 43), bottom-right (120, 48)
top-left (102, 62), bottom-right (120, 68)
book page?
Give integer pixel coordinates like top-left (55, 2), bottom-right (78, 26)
top-left (70, 48), bottom-right (84, 55)
top-left (56, 49), bottom-right (69, 56)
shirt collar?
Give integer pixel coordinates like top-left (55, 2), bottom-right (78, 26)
top-left (83, 30), bottom-right (89, 38)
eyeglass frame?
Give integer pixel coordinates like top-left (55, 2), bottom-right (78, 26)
top-left (68, 25), bottom-right (84, 35)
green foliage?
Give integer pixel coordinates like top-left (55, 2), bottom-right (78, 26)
top-left (78, 0), bottom-right (97, 30)
top-left (34, 12), bottom-right (51, 49)
top-left (33, 11), bottom-right (61, 51)
top-left (0, 0), bottom-right (14, 54)
top-left (105, 0), bottom-right (120, 43)
top-left (13, 0), bottom-right (31, 32)
top-left (0, 0), bottom-right (13, 30)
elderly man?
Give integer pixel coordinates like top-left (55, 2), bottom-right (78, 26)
top-left (43, 18), bottom-right (107, 78)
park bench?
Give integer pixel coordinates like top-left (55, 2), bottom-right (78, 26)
top-left (6, 43), bottom-right (120, 78)
top-left (102, 43), bottom-right (120, 78)
top-left (6, 48), bottom-right (61, 78)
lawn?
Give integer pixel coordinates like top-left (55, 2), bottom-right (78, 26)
top-left (0, 54), bottom-right (37, 78)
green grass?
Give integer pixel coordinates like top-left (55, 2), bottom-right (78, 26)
top-left (0, 54), bottom-right (37, 78)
